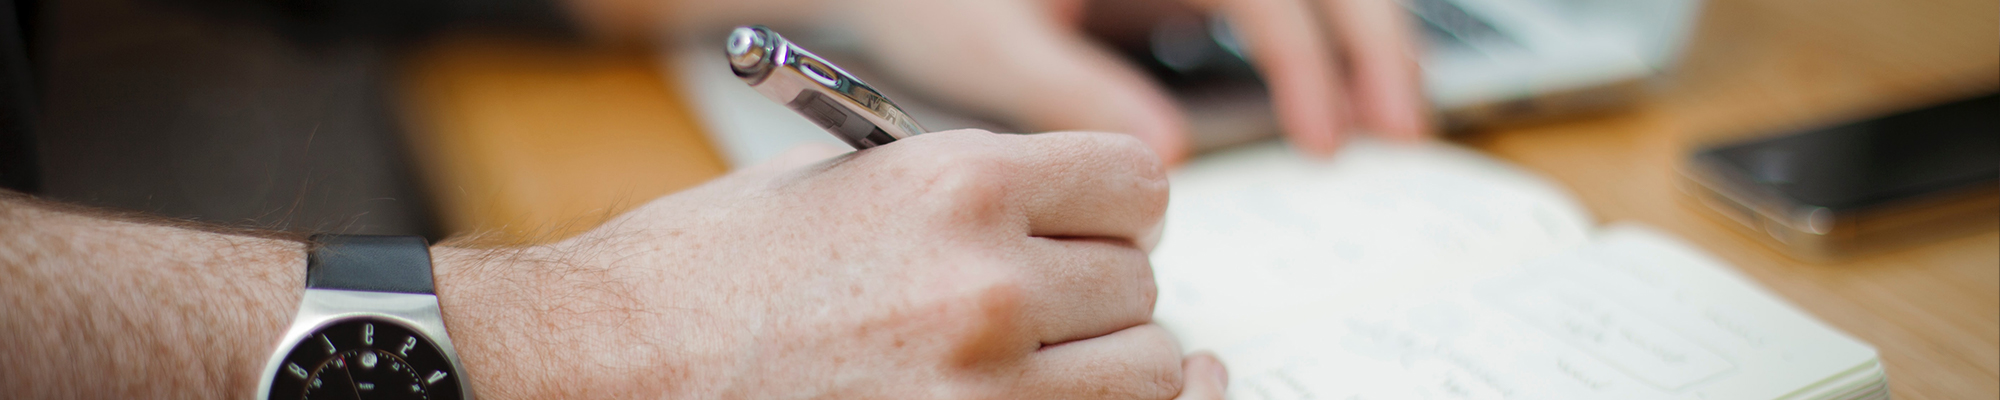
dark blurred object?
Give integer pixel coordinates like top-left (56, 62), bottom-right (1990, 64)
top-left (1681, 92), bottom-right (2000, 261)
top-left (1083, 1), bottom-right (1257, 89)
top-left (2, 0), bottom-right (574, 237)
top-left (1081, 1), bottom-right (1275, 152)
top-left (0, 0), bottom-right (41, 192)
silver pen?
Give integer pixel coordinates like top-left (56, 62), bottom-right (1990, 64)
top-left (726, 25), bottom-right (928, 150)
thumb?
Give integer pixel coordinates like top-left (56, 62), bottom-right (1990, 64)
top-left (855, 0), bottom-right (1191, 164)
top-left (1176, 352), bottom-right (1230, 400)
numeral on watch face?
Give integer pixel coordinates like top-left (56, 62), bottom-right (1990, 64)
top-left (267, 318), bottom-right (462, 400)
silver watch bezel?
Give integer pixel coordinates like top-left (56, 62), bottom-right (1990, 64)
top-left (254, 289), bottom-right (474, 400)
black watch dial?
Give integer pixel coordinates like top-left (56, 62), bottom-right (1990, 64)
top-left (269, 317), bottom-right (464, 400)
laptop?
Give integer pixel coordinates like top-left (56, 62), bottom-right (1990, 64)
top-left (1132, 0), bottom-right (1704, 146)
top-left (1405, 0), bottom-right (1702, 126)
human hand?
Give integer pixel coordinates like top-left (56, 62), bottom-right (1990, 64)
top-left (1189, 0), bottom-right (1430, 152)
top-left (841, 0), bottom-right (1427, 164)
top-left (432, 130), bottom-right (1226, 399)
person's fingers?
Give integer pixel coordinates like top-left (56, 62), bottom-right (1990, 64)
top-left (1003, 131), bottom-right (1170, 241)
top-left (1320, 0), bottom-right (1430, 139)
top-left (1014, 237), bottom-right (1157, 345)
top-left (862, 130), bottom-right (1166, 242)
top-left (1209, 0), bottom-right (1352, 155)
top-left (1174, 352), bottom-right (1229, 400)
top-left (855, 0), bottom-right (1192, 164)
top-left (1019, 323), bottom-right (1186, 399)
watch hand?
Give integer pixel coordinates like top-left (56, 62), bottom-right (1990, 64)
top-left (338, 355), bottom-right (365, 400)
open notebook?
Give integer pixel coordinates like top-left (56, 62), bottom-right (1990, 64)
top-left (1152, 141), bottom-right (1887, 400)
top-left (665, 45), bottom-right (1886, 400)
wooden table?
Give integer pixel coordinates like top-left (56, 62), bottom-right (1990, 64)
top-left (397, 0), bottom-right (1999, 397)
top-left (1468, 0), bottom-right (1997, 398)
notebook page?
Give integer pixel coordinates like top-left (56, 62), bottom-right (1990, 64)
top-left (1560, 225), bottom-right (1880, 399)
top-left (1152, 139), bottom-right (1596, 350)
top-left (1170, 225), bottom-right (1878, 400)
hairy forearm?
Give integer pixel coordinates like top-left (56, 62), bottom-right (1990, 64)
top-left (0, 194), bottom-right (305, 398)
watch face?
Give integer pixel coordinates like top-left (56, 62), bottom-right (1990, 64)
top-left (268, 317), bottom-right (464, 400)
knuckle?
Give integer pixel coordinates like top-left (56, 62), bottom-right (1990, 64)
top-left (1088, 247), bottom-right (1159, 317)
top-left (894, 133), bottom-right (1020, 225)
top-left (935, 269), bottom-right (1035, 367)
top-left (930, 154), bottom-right (1015, 202)
top-left (963, 270), bottom-right (1031, 319)
top-left (1063, 130), bottom-right (1158, 166)
top-left (942, 260), bottom-right (1028, 310)
top-left (1080, 330), bottom-right (1186, 399)
top-left (1136, 258), bottom-right (1160, 314)
top-left (919, 163), bottom-right (1012, 228)
top-left (1073, 131), bottom-right (1170, 202)
top-left (1102, 131), bottom-right (1164, 174)
top-left (1107, 133), bottom-right (1170, 197)
top-left (1134, 176), bottom-right (1171, 232)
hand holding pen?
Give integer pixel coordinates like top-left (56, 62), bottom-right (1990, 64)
top-left (714, 25), bottom-right (1227, 400)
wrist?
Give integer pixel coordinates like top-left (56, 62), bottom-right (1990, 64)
top-left (425, 235), bottom-right (713, 399)
top-left (220, 234), bottom-right (309, 399)
top-left (428, 244), bottom-right (555, 400)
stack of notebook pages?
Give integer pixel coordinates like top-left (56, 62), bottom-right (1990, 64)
top-left (1149, 141), bottom-right (1889, 400)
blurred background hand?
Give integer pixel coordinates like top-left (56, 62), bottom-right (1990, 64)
top-left (600, 0), bottom-right (1429, 164)
top-left (1188, 0), bottom-right (1430, 153)
top-left (846, 0), bottom-right (1192, 163)
top-left (842, 0), bottom-right (1429, 163)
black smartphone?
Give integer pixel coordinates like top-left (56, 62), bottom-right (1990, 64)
top-left (1681, 92), bottom-right (1999, 260)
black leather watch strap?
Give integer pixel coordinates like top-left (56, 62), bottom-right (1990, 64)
top-left (306, 234), bottom-right (435, 294)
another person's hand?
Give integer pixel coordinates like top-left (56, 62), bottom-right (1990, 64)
top-left (1193, 0), bottom-right (1430, 151)
top-left (432, 130), bottom-right (1227, 399)
top-left (847, 0), bottom-right (1428, 164)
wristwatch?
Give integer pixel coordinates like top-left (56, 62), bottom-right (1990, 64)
top-left (257, 234), bottom-right (473, 400)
